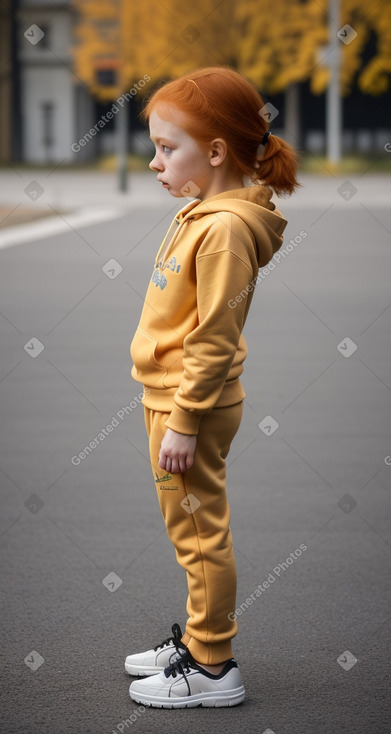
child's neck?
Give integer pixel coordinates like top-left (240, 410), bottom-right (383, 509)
top-left (200, 171), bottom-right (244, 201)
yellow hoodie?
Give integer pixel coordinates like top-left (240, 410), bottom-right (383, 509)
top-left (130, 185), bottom-right (287, 435)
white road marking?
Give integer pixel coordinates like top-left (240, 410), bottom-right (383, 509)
top-left (0, 207), bottom-right (128, 250)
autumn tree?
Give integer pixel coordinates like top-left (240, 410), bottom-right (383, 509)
top-left (71, 0), bottom-right (236, 101)
top-left (122, 0), bottom-right (237, 81)
top-left (71, 0), bottom-right (390, 165)
top-left (312, 0), bottom-right (391, 95)
top-left (235, 0), bottom-right (391, 97)
top-left (71, 0), bottom-right (122, 101)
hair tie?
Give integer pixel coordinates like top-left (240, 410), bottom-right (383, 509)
top-left (185, 78), bottom-right (208, 103)
top-left (261, 130), bottom-right (271, 145)
top-left (185, 78), bottom-right (200, 89)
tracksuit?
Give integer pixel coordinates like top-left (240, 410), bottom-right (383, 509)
top-left (130, 185), bottom-right (287, 664)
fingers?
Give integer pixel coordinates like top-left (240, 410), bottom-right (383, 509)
top-left (185, 454), bottom-right (194, 470)
top-left (158, 452), bottom-right (192, 473)
top-left (158, 453), bottom-right (168, 471)
top-left (159, 430), bottom-right (197, 473)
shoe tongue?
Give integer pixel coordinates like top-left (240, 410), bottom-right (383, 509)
top-left (163, 645), bottom-right (196, 678)
top-left (180, 645), bottom-right (198, 668)
top-left (171, 622), bottom-right (183, 640)
top-left (175, 640), bottom-right (188, 656)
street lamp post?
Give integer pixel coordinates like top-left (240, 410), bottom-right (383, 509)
top-left (117, 0), bottom-right (128, 192)
top-left (117, 101), bottom-right (128, 192)
top-left (326, 0), bottom-right (342, 165)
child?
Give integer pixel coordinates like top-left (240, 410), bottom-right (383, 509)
top-left (125, 66), bottom-right (299, 708)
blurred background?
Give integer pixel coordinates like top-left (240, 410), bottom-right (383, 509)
top-left (1, 0), bottom-right (390, 190)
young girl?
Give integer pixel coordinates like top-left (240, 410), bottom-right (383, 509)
top-left (125, 66), bottom-right (299, 708)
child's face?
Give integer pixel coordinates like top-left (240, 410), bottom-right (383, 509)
top-left (148, 107), bottom-right (214, 200)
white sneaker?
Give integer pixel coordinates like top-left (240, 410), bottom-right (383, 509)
top-left (125, 623), bottom-right (184, 676)
top-left (128, 646), bottom-right (245, 708)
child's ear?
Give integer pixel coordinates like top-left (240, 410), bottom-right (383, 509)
top-left (209, 138), bottom-right (227, 167)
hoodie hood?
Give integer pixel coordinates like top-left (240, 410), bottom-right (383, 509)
top-left (178, 185), bottom-right (287, 268)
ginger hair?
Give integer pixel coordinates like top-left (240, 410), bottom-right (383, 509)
top-left (142, 66), bottom-right (300, 197)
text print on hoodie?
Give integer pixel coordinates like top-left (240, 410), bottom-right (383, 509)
top-left (130, 185), bottom-right (287, 436)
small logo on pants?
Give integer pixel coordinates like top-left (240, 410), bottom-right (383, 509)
top-left (155, 472), bottom-right (173, 483)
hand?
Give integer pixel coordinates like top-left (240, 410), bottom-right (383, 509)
top-left (159, 428), bottom-right (197, 473)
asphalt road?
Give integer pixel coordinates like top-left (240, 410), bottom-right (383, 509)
top-left (1, 175), bottom-right (391, 734)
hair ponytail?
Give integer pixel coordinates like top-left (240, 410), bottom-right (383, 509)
top-left (142, 66), bottom-right (301, 198)
top-left (254, 133), bottom-right (301, 197)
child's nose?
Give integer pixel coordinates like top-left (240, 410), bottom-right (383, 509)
top-left (149, 154), bottom-right (163, 172)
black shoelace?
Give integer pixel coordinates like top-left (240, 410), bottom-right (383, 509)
top-left (163, 646), bottom-right (196, 696)
top-left (153, 622), bottom-right (183, 652)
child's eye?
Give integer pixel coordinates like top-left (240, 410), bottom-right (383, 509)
top-left (162, 145), bottom-right (172, 155)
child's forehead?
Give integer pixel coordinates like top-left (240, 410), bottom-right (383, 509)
top-left (149, 105), bottom-right (190, 140)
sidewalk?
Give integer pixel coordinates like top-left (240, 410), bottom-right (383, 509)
top-left (0, 170), bottom-right (169, 220)
top-left (0, 168), bottom-right (390, 217)
top-left (0, 168), bottom-right (390, 250)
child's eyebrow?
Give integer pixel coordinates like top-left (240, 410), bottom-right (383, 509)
top-left (150, 135), bottom-right (174, 146)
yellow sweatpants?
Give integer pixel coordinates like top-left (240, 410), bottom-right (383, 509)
top-left (143, 401), bottom-right (243, 665)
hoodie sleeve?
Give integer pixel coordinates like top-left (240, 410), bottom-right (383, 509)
top-left (164, 214), bottom-right (259, 435)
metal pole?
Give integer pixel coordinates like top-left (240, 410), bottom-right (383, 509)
top-left (117, 102), bottom-right (128, 192)
top-left (285, 83), bottom-right (300, 149)
top-left (117, 0), bottom-right (128, 192)
top-left (326, 0), bottom-right (342, 164)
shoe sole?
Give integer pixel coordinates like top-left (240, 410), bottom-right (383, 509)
top-left (128, 685), bottom-right (245, 708)
top-left (125, 662), bottom-right (164, 676)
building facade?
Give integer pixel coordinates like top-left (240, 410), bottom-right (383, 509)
top-left (17, 0), bottom-right (95, 163)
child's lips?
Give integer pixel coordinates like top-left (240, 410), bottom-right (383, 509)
top-left (157, 178), bottom-right (169, 187)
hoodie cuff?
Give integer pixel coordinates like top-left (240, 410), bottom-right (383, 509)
top-left (164, 404), bottom-right (202, 435)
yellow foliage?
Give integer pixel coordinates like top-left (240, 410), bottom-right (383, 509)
top-left (311, 67), bottom-right (331, 95)
top-left (235, 0), bottom-right (328, 92)
top-left (235, 0), bottom-right (391, 96)
top-left (71, 0), bottom-right (391, 100)
top-left (71, 0), bottom-right (237, 100)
